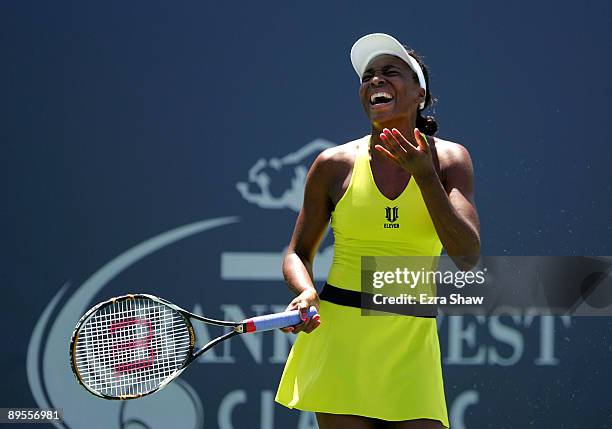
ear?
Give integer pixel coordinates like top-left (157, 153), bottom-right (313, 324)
top-left (416, 87), bottom-right (426, 102)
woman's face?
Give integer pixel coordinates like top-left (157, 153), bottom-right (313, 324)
top-left (358, 54), bottom-right (424, 126)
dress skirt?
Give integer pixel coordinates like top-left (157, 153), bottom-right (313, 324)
top-left (275, 299), bottom-right (449, 427)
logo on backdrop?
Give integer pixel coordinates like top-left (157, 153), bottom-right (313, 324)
top-left (27, 138), bottom-right (335, 429)
top-left (225, 138), bottom-right (336, 282)
top-left (236, 139), bottom-right (333, 212)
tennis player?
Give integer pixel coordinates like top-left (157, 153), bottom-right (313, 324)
top-left (275, 33), bottom-right (480, 429)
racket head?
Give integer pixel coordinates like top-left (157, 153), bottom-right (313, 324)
top-left (69, 294), bottom-right (195, 400)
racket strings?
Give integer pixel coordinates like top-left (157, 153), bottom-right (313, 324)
top-left (74, 297), bottom-right (191, 397)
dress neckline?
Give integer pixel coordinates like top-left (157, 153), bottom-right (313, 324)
top-left (363, 137), bottom-right (413, 202)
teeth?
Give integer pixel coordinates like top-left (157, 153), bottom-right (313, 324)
top-left (370, 92), bottom-right (393, 103)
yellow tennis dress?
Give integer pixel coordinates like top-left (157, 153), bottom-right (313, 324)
top-left (275, 135), bottom-right (449, 427)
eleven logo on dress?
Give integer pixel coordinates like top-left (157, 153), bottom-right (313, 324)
top-left (384, 206), bottom-right (399, 228)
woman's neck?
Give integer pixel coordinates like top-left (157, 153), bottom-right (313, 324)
top-left (369, 121), bottom-right (418, 151)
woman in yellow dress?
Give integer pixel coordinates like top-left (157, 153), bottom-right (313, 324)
top-left (275, 33), bottom-right (481, 429)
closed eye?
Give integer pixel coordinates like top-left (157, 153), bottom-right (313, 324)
top-left (362, 66), bottom-right (401, 82)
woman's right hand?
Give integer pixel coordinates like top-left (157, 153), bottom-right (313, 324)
top-left (281, 288), bottom-right (321, 334)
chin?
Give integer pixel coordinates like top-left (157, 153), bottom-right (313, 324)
top-left (370, 113), bottom-right (399, 128)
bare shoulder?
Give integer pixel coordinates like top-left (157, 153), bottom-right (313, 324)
top-left (431, 136), bottom-right (474, 170)
top-left (315, 140), bottom-right (359, 167)
top-left (431, 136), bottom-right (475, 194)
top-left (307, 139), bottom-right (361, 205)
top-left (310, 139), bottom-right (359, 179)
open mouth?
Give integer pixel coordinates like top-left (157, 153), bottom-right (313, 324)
top-left (369, 91), bottom-right (394, 106)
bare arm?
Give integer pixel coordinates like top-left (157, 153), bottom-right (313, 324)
top-left (281, 150), bottom-right (337, 333)
top-left (415, 143), bottom-right (481, 270)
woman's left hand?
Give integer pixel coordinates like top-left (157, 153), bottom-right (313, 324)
top-left (375, 128), bottom-right (436, 181)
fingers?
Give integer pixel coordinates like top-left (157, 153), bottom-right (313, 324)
top-left (414, 127), bottom-right (430, 152)
top-left (279, 301), bottom-right (305, 333)
top-left (293, 302), bottom-right (321, 334)
top-left (374, 144), bottom-right (398, 163)
top-left (390, 128), bottom-right (418, 151)
top-left (380, 128), bottom-right (420, 161)
top-left (281, 289), bottom-right (321, 335)
top-left (380, 129), bottom-right (406, 159)
top-left (283, 303), bottom-right (321, 334)
top-left (284, 297), bottom-right (305, 313)
top-left (291, 314), bottom-right (321, 334)
top-left (302, 314), bottom-right (321, 333)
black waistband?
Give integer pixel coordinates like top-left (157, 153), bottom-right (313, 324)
top-left (319, 283), bottom-right (437, 318)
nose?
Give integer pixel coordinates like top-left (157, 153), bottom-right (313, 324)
top-left (370, 75), bottom-right (385, 86)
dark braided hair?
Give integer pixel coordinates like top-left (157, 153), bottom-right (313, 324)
top-left (402, 45), bottom-right (438, 136)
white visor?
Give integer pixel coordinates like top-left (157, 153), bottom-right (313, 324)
top-left (350, 33), bottom-right (427, 110)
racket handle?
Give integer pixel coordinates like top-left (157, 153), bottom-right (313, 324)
top-left (243, 306), bottom-right (318, 333)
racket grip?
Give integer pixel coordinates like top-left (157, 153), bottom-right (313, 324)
top-left (243, 306), bottom-right (318, 333)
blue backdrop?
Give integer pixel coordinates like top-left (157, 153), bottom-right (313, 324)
top-left (2, 1), bottom-right (611, 428)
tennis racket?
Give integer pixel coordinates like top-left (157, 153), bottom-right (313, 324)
top-left (69, 293), bottom-right (317, 400)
